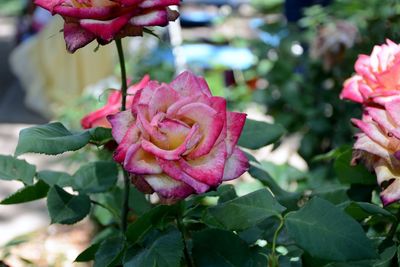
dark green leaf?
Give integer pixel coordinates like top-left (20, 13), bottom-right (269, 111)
top-left (334, 149), bottom-right (376, 185)
top-left (72, 161), bottom-right (118, 194)
top-left (338, 201), bottom-right (394, 222)
top-left (94, 235), bottom-right (125, 267)
top-left (192, 229), bottom-right (264, 267)
top-left (15, 122), bottom-right (91, 156)
top-left (47, 185), bottom-right (91, 224)
top-left (1, 180), bottom-right (49, 204)
top-left (0, 155), bottom-right (36, 184)
top-left (238, 119), bottom-right (285, 149)
top-left (89, 127), bottom-right (113, 145)
top-left (126, 205), bottom-right (179, 243)
top-left (129, 187), bottom-right (152, 215)
top-left (207, 188), bottom-right (285, 230)
top-left (37, 170), bottom-right (73, 187)
top-left (75, 243), bottom-right (100, 262)
top-left (285, 197), bottom-right (378, 262)
top-left (124, 228), bottom-right (183, 267)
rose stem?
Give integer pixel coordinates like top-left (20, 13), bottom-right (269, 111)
top-left (115, 39), bottom-right (130, 233)
top-left (176, 214), bottom-right (194, 267)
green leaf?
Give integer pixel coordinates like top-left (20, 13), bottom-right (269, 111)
top-left (285, 197), bottom-right (378, 262)
top-left (15, 122), bottom-right (91, 156)
top-left (75, 243), bottom-right (100, 262)
top-left (334, 149), bottom-right (376, 185)
top-left (129, 187), bottom-right (152, 216)
top-left (94, 235), bottom-right (125, 267)
top-left (207, 188), bottom-right (285, 231)
top-left (37, 170), bottom-right (73, 187)
top-left (192, 229), bottom-right (262, 267)
top-left (1, 180), bottom-right (49, 204)
top-left (0, 155), bottom-right (36, 184)
top-left (47, 185), bottom-right (91, 224)
top-left (123, 228), bottom-right (183, 267)
top-left (338, 201), bottom-right (395, 222)
top-left (126, 205), bottom-right (179, 243)
top-left (89, 127), bottom-right (113, 146)
top-left (72, 161), bottom-right (118, 194)
top-left (238, 119), bottom-right (285, 149)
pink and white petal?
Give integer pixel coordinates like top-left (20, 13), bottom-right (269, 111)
top-left (148, 85), bottom-right (180, 117)
top-left (130, 9), bottom-right (169, 27)
top-left (365, 107), bottom-right (396, 132)
top-left (63, 22), bottom-right (96, 53)
top-left (375, 161), bottom-right (400, 206)
top-left (127, 75), bottom-right (151, 95)
top-left (141, 124), bottom-right (200, 160)
top-left (143, 174), bottom-right (194, 199)
top-left (170, 71), bottom-right (212, 97)
top-left (113, 124), bottom-right (141, 163)
top-left (107, 110), bottom-right (135, 143)
top-left (34, 0), bottom-right (60, 11)
top-left (124, 143), bottom-right (162, 174)
top-left (157, 159), bottom-right (210, 194)
top-left (225, 112), bottom-right (247, 155)
top-left (79, 14), bottom-right (131, 42)
top-left (384, 98), bottom-right (400, 126)
top-left (53, 5), bottom-right (121, 20)
top-left (353, 133), bottom-right (391, 160)
top-left (222, 147), bottom-right (249, 181)
top-left (340, 76), bottom-right (364, 103)
top-left (166, 95), bottom-right (203, 116)
top-left (137, 106), bottom-right (166, 141)
top-left (139, 0), bottom-right (180, 8)
top-left (178, 103), bottom-right (224, 158)
top-left (178, 142), bottom-right (227, 186)
top-left (351, 118), bottom-right (389, 148)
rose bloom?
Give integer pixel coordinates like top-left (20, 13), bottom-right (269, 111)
top-left (81, 75), bottom-right (150, 129)
top-left (340, 39), bottom-right (400, 103)
top-left (34, 0), bottom-right (179, 52)
top-left (107, 71), bottom-right (249, 199)
top-left (351, 96), bottom-right (400, 205)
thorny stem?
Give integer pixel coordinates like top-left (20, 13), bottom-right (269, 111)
top-left (115, 39), bottom-right (130, 233)
top-left (269, 216), bottom-right (284, 267)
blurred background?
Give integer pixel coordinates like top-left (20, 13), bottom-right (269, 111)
top-left (1, 0), bottom-right (400, 266)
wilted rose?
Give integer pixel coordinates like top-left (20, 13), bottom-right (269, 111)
top-left (340, 39), bottom-right (400, 103)
top-left (108, 71), bottom-right (249, 199)
top-left (34, 0), bottom-right (179, 52)
top-left (351, 97), bottom-right (400, 205)
top-left (81, 75), bottom-right (150, 129)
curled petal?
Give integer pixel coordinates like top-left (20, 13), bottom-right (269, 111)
top-left (340, 76), bottom-right (364, 103)
top-left (113, 123), bottom-right (141, 163)
top-left (143, 174), bottom-right (194, 199)
top-left (223, 148), bottom-right (249, 181)
top-left (63, 22), bottom-right (96, 53)
top-left (351, 118), bottom-right (389, 148)
top-left (225, 112), bottom-right (247, 155)
top-left (108, 110), bottom-right (135, 143)
top-left (375, 161), bottom-right (400, 206)
top-left (79, 14), bottom-right (131, 42)
top-left (124, 143), bottom-right (162, 174)
top-left (170, 71), bottom-right (212, 97)
top-left (130, 9), bottom-right (170, 27)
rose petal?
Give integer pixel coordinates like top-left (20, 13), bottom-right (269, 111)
top-left (143, 173), bottom-right (194, 199)
top-left (170, 71), bottom-right (212, 97)
top-left (130, 9), bottom-right (169, 27)
top-left (108, 110), bottom-right (135, 143)
top-left (225, 112), bottom-right (247, 155)
top-left (124, 143), bottom-right (162, 174)
top-left (222, 148), bottom-right (249, 181)
top-left (79, 14), bottom-right (131, 42)
top-left (63, 22), bottom-right (96, 53)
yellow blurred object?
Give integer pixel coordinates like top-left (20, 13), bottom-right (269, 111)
top-left (10, 15), bottom-right (115, 118)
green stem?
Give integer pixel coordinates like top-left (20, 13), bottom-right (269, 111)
top-left (115, 39), bottom-right (130, 233)
top-left (269, 216), bottom-right (284, 267)
top-left (176, 216), bottom-right (194, 267)
top-left (387, 209), bottom-right (400, 241)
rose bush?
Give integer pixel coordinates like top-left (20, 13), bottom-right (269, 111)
top-left (81, 75), bottom-right (150, 129)
top-left (107, 71), bottom-right (249, 199)
top-left (340, 39), bottom-right (400, 103)
top-left (35, 0), bottom-right (180, 52)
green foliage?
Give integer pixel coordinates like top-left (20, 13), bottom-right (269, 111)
top-left (0, 155), bottom-right (36, 185)
top-left (123, 228), bottom-right (183, 267)
top-left (15, 122), bottom-right (91, 156)
top-left (0, 180), bottom-right (49, 205)
top-left (94, 235), bottom-right (125, 267)
top-left (285, 197), bottom-right (379, 262)
top-left (238, 119), bottom-right (285, 149)
top-left (47, 185), bottom-right (91, 224)
top-left (206, 188), bottom-right (285, 230)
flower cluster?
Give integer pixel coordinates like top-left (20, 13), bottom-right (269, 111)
top-left (83, 71), bottom-right (249, 199)
top-left (35, 0), bottom-right (179, 53)
top-left (341, 39), bottom-right (400, 205)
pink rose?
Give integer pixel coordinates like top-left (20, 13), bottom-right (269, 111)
top-left (340, 39), bottom-right (400, 103)
top-left (81, 75), bottom-right (150, 129)
top-left (107, 71), bottom-right (249, 199)
top-left (34, 0), bottom-right (179, 52)
top-left (351, 97), bottom-right (400, 205)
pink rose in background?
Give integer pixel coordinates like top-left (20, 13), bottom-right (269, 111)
top-left (81, 75), bottom-right (150, 129)
top-left (34, 0), bottom-right (179, 53)
top-left (340, 39), bottom-right (400, 103)
top-left (108, 71), bottom-right (249, 199)
top-left (351, 97), bottom-right (400, 205)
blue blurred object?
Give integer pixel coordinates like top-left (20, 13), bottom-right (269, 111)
top-left (249, 18), bottom-right (287, 47)
top-left (180, 10), bottom-right (219, 27)
top-left (148, 44), bottom-right (256, 70)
